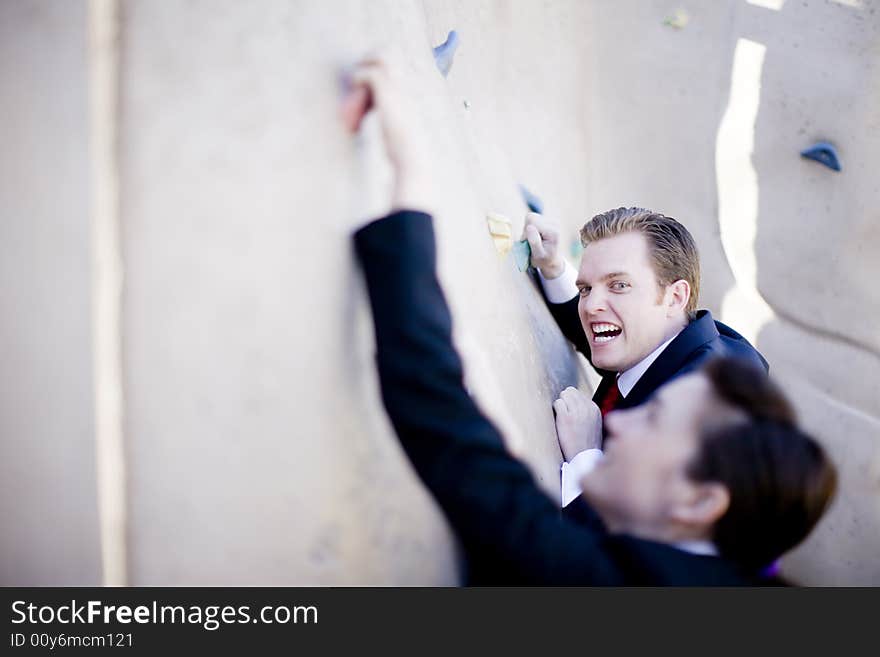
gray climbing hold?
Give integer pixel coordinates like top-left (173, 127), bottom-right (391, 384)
top-left (800, 141), bottom-right (841, 172)
top-left (512, 239), bottom-right (532, 272)
top-left (433, 30), bottom-right (459, 77)
top-left (518, 184), bottom-right (544, 214)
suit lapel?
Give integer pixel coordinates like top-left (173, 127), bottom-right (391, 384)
top-left (621, 311), bottom-right (720, 408)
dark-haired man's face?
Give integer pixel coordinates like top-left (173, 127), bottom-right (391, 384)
top-left (576, 231), bottom-right (685, 373)
top-left (581, 374), bottom-right (727, 541)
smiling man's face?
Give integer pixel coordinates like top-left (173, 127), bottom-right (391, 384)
top-left (576, 231), bottom-right (685, 373)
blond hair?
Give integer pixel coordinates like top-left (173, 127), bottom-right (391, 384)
top-left (580, 207), bottom-right (700, 318)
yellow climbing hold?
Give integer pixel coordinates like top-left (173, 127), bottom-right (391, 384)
top-left (486, 212), bottom-right (513, 255)
top-left (663, 9), bottom-right (689, 29)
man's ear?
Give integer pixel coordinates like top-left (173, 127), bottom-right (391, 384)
top-left (665, 279), bottom-right (691, 317)
top-left (670, 482), bottom-right (730, 528)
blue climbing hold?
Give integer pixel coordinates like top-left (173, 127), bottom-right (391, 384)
top-left (800, 141), bottom-right (841, 172)
top-left (518, 184), bottom-right (544, 214)
top-left (433, 30), bottom-right (459, 77)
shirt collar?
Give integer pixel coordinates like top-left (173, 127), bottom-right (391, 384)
top-left (616, 331), bottom-right (682, 398)
top-left (673, 540), bottom-right (719, 557)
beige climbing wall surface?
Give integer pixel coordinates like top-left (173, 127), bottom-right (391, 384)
top-left (119, 0), bottom-right (592, 585)
top-left (0, 0), bottom-right (877, 585)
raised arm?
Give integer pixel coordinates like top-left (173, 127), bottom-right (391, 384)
top-left (354, 210), bottom-right (615, 584)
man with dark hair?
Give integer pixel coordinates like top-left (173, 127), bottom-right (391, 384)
top-left (347, 57), bottom-right (837, 585)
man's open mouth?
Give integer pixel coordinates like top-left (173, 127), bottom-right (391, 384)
top-left (591, 322), bottom-right (622, 344)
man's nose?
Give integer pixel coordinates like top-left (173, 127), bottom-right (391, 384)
top-left (581, 289), bottom-right (607, 315)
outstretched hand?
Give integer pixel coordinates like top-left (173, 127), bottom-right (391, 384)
top-left (553, 387), bottom-right (602, 461)
top-left (341, 54), bottom-right (432, 212)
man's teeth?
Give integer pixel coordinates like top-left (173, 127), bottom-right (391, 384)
top-left (592, 323), bottom-right (621, 343)
top-left (593, 323), bottom-right (619, 333)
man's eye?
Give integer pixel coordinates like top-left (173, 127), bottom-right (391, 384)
top-left (578, 287), bottom-right (591, 297)
top-left (610, 281), bottom-right (630, 291)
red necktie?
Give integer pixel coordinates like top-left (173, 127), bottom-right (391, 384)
top-left (600, 378), bottom-right (621, 418)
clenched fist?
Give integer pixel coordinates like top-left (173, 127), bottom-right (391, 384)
top-left (553, 387), bottom-right (602, 461)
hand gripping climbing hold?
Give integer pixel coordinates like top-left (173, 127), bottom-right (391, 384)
top-left (433, 30), bottom-right (460, 77)
top-left (800, 141), bottom-right (841, 172)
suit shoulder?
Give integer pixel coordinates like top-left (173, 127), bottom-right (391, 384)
top-left (609, 536), bottom-right (753, 585)
top-left (712, 320), bottom-right (769, 372)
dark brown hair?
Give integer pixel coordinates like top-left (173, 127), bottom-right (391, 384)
top-left (581, 207), bottom-right (701, 318)
top-left (687, 358), bottom-right (838, 573)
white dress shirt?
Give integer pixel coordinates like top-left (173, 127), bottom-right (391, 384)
top-left (537, 259), bottom-right (580, 304)
top-left (539, 261), bottom-right (682, 507)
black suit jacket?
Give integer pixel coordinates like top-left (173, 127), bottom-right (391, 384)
top-left (544, 258), bottom-right (768, 526)
top-left (354, 210), bottom-right (760, 585)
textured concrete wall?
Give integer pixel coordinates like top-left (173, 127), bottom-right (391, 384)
top-left (1, 0), bottom-right (877, 585)
top-left (118, 0), bottom-right (591, 585)
top-left (0, 0), bottom-right (102, 585)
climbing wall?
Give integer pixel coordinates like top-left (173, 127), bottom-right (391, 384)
top-left (116, 0), bottom-right (595, 585)
top-left (1, 0), bottom-right (877, 585)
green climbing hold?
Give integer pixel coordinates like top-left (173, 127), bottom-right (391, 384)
top-left (512, 240), bottom-right (532, 272)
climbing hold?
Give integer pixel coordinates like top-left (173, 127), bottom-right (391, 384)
top-left (663, 9), bottom-right (689, 29)
top-left (518, 184), bottom-right (544, 214)
top-left (800, 141), bottom-right (841, 172)
top-left (512, 240), bottom-right (532, 272)
top-left (433, 30), bottom-right (460, 77)
top-left (463, 99), bottom-right (471, 109)
top-left (570, 238), bottom-right (584, 259)
top-left (486, 213), bottom-right (513, 255)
